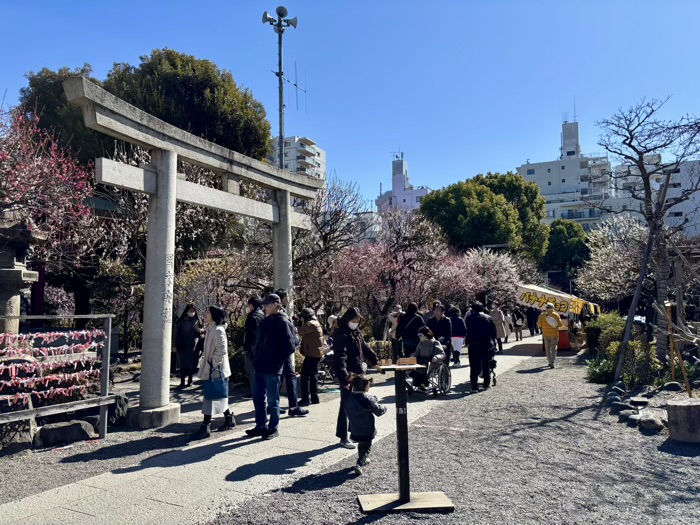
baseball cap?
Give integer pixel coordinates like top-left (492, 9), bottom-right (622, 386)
top-left (263, 293), bottom-right (281, 306)
top-left (546, 303), bottom-right (554, 310)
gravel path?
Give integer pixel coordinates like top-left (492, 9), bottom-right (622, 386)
top-left (207, 355), bottom-right (700, 525)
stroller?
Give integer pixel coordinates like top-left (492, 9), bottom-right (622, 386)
top-left (318, 344), bottom-right (337, 385)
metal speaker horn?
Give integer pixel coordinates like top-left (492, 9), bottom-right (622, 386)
top-left (276, 5), bottom-right (288, 18)
top-left (286, 16), bottom-right (298, 28)
top-left (262, 11), bottom-right (275, 24)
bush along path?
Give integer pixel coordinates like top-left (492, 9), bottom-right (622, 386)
top-left (209, 354), bottom-right (700, 525)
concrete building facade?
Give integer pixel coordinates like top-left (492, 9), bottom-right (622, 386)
top-left (269, 136), bottom-right (326, 179)
top-left (518, 121), bottom-right (700, 236)
top-left (376, 154), bottom-right (431, 212)
top-left (517, 122), bottom-right (615, 232)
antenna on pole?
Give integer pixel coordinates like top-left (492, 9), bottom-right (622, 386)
top-left (573, 95), bottom-right (578, 121)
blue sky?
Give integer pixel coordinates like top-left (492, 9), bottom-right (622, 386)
top-left (2, 0), bottom-right (699, 203)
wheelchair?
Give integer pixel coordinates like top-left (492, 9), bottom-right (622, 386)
top-left (407, 357), bottom-right (451, 397)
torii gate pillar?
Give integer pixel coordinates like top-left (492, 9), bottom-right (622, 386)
top-left (272, 189), bottom-right (293, 300)
top-left (136, 149), bottom-right (179, 426)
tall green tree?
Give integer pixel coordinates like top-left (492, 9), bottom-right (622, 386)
top-left (20, 49), bottom-right (272, 164)
top-left (472, 172), bottom-right (549, 261)
top-left (544, 219), bottom-right (589, 276)
top-left (420, 180), bottom-right (521, 251)
top-left (104, 49), bottom-right (271, 160)
top-left (20, 65), bottom-right (112, 165)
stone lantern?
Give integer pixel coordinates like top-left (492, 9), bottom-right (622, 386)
top-left (0, 218), bottom-right (41, 334)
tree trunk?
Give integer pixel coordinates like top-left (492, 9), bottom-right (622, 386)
top-left (655, 234), bottom-right (671, 361)
top-left (72, 277), bottom-right (91, 329)
top-left (615, 225), bottom-right (657, 381)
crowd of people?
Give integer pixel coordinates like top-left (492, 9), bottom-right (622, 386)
top-left (172, 294), bottom-right (565, 474)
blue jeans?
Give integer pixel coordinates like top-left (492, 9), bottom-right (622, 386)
top-left (253, 372), bottom-right (282, 432)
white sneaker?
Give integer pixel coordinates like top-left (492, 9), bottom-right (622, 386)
top-left (339, 439), bottom-right (357, 449)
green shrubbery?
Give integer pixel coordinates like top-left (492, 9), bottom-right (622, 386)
top-left (584, 314), bottom-right (625, 356)
top-left (586, 355), bottom-right (616, 384)
top-left (584, 314), bottom-right (662, 387)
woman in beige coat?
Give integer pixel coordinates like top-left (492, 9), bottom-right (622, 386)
top-left (190, 306), bottom-right (234, 440)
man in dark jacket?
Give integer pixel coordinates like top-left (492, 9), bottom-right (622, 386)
top-left (465, 301), bottom-right (498, 391)
top-left (396, 303), bottom-right (424, 358)
top-left (243, 296), bottom-right (264, 398)
top-left (427, 304), bottom-right (453, 364)
top-left (246, 294), bottom-right (297, 440)
top-left (275, 289), bottom-right (308, 417)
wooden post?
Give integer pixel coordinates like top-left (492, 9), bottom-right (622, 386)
top-left (673, 259), bottom-right (692, 398)
top-left (395, 369), bottom-right (410, 502)
top-left (670, 337), bottom-right (676, 381)
top-left (358, 365), bottom-right (454, 513)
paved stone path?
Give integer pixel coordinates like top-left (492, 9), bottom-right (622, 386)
top-left (0, 339), bottom-right (542, 525)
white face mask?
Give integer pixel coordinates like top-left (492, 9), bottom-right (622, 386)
top-left (187, 311), bottom-right (196, 318)
top-left (348, 322), bottom-right (359, 330)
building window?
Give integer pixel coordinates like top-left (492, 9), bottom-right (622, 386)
top-left (416, 196), bottom-right (422, 203)
top-left (403, 199), bottom-right (406, 203)
top-left (581, 188), bottom-right (588, 195)
top-left (547, 168), bottom-right (551, 173)
top-left (526, 169), bottom-right (535, 176)
top-left (669, 211), bottom-right (683, 217)
top-left (561, 165), bottom-right (565, 170)
top-left (567, 150), bottom-right (575, 156)
top-left (548, 181), bottom-right (552, 186)
top-left (562, 179), bottom-right (566, 183)
top-left (284, 141), bottom-right (291, 147)
top-left (284, 164), bottom-right (289, 169)
top-left (670, 182), bottom-right (682, 188)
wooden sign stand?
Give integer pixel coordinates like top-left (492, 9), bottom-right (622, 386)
top-left (357, 364), bottom-right (454, 513)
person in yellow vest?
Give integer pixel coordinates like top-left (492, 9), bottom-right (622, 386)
top-left (537, 303), bottom-right (563, 369)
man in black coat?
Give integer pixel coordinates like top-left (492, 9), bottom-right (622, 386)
top-left (275, 289), bottom-right (309, 417)
top-left (465, 301), bottom-right (498, 391)
top-left (427, 304), bottom-right (453, 364)
top-left (243, 296), bottom-right (264, 398)
top-left (246, 294), bottom-right (298, 440)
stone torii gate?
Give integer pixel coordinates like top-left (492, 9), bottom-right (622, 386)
top-left (63, 77), bottom-right (323, 428)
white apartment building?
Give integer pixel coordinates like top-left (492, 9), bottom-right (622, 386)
top-left (517, 122), bottom-right (614, 231)
top-left (269, 136), bottom-right (326, 179)
top-left (376, 154), bottom-right (431, 212)
top-left (615, 158), bottom-right (700, 237)
top-left (518, 121), bottom-right (700, 236)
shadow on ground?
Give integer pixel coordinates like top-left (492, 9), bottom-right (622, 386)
top-left (226, 445), bottom-right (338, 483)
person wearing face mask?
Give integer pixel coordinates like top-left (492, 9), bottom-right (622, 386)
top-left (190, 306), bottom-right (234, 440)
top-left (333, 307), bottom-right (379, 449)
top-left (173, 304), bottom-right (204, 389)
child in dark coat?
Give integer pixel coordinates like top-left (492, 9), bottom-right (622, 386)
top-left (344, 374), bottom-right (387, 475)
